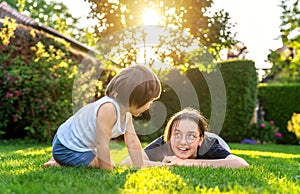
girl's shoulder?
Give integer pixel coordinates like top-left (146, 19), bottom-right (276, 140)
top-left (95, 96), bottom-right (118, 105)
top-left (96, 96), bottom-right (118, 110)
top-left (202, 132), bottom-right (231, 152)
top-left (98, 102), bottom-right (116, 112)
top-left (96, 97), bottom-right (118, 118)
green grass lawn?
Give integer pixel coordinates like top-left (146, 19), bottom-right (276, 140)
top-left (0, 140), bottom-right (299, 194)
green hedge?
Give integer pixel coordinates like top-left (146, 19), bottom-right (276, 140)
top-left (217, 60), bottom-right (257, 141)
top-left (186, 60), bottom-right (257, 142)
top-left (139, 60), bottom-right (257, 142)
top-left (258, 83), bottom-right (300, 144)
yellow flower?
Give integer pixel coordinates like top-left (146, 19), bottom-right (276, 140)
top-left (287, 113), bottom-right (300, 139)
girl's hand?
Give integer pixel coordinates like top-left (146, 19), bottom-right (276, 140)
top-left (162, 156), bottom-right (178, 164)
top-left (163, 156), bottom-right (187, 166)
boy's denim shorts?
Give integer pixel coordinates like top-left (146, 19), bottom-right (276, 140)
top-left (52, 134), bottom-right (96, 167)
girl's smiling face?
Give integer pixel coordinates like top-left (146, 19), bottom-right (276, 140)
top-left (170, 119), bottom-right (203, 159)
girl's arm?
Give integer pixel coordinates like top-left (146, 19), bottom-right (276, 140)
top-left (95, 103), bottom-right (116, 170)
top-left (124, 114), bottom-right (144, 168)
top-left (165, 154), bottom-right (249, 168)
top-left (120, 151), bottom-right (171, 167)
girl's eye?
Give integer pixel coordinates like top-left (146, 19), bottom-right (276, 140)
top-left (187, 134), bottom-right (196, 140)
top-left (174, 133), bottom-right (182, 139)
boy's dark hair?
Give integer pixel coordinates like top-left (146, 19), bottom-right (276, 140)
top-left (163, 107), bottom-right (208, 142)
top-left (105, 65), bottom-right (161, 108)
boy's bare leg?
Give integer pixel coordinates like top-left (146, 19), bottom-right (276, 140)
top-left (42, 157), bottom-right (61, 167)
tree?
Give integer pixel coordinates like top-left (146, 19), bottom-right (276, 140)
top-left (225, 41), bottom-right (248, 60)
top-left (279, 0), bottom-right (300, 44)
top-left (267, 0), bottom-right (300, 82)
top-left (2, 0), bottom-right (89, 44)
top-left (85, 0), bottom-right (236, 69)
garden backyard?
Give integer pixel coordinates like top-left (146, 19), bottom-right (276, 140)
top-left (1, 0), bottom-right (300, 193)
top-left (0, 140), bottom-right (299, 194)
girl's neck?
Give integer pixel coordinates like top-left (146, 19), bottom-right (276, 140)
top-left (119, 104), bottom-right (128, 125)
top-left (119, 104), bottom-right (128, 116)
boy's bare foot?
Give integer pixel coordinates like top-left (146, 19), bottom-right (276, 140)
top-left (42, 157), bottom-right (62, 168)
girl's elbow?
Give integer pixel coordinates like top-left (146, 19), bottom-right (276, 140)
top-left (235, 159), bottom-right (250, 168)
top-left (227, 155), bottom-right (249, 168)
top-left (241, 160), bottom-right (250, 168)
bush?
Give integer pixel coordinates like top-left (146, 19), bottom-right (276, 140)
top-left (243, 120), bottom-right (282, 144)
top-left (140, 60), bottom-right (257, 143)
top-left (0, 19), bottom-right (80, 141)
top-left (217, 60), bottom-right (258, 142)
top-left (258, 83), bottom-right (300, 144)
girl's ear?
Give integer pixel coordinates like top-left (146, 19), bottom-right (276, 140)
top-left (198, 136), bottom-right (204, 146)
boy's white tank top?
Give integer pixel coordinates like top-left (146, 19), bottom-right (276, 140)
top-left (56, 96), bottom-right (128, 152)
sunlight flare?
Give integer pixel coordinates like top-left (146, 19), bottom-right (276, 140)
top-left (142, 9), bottom-right (160, 25)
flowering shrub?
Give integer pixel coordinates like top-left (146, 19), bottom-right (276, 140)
top-left (0, 21), bottom-right (79, 141)
top-left (244, 120), bottom-right (282, 144)
top-left (0, 18), bottom-right (117, 141)
top-left (287, 113), bottom-right (300, 139)
top-left (0, 17), bottom-right (16, 45)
